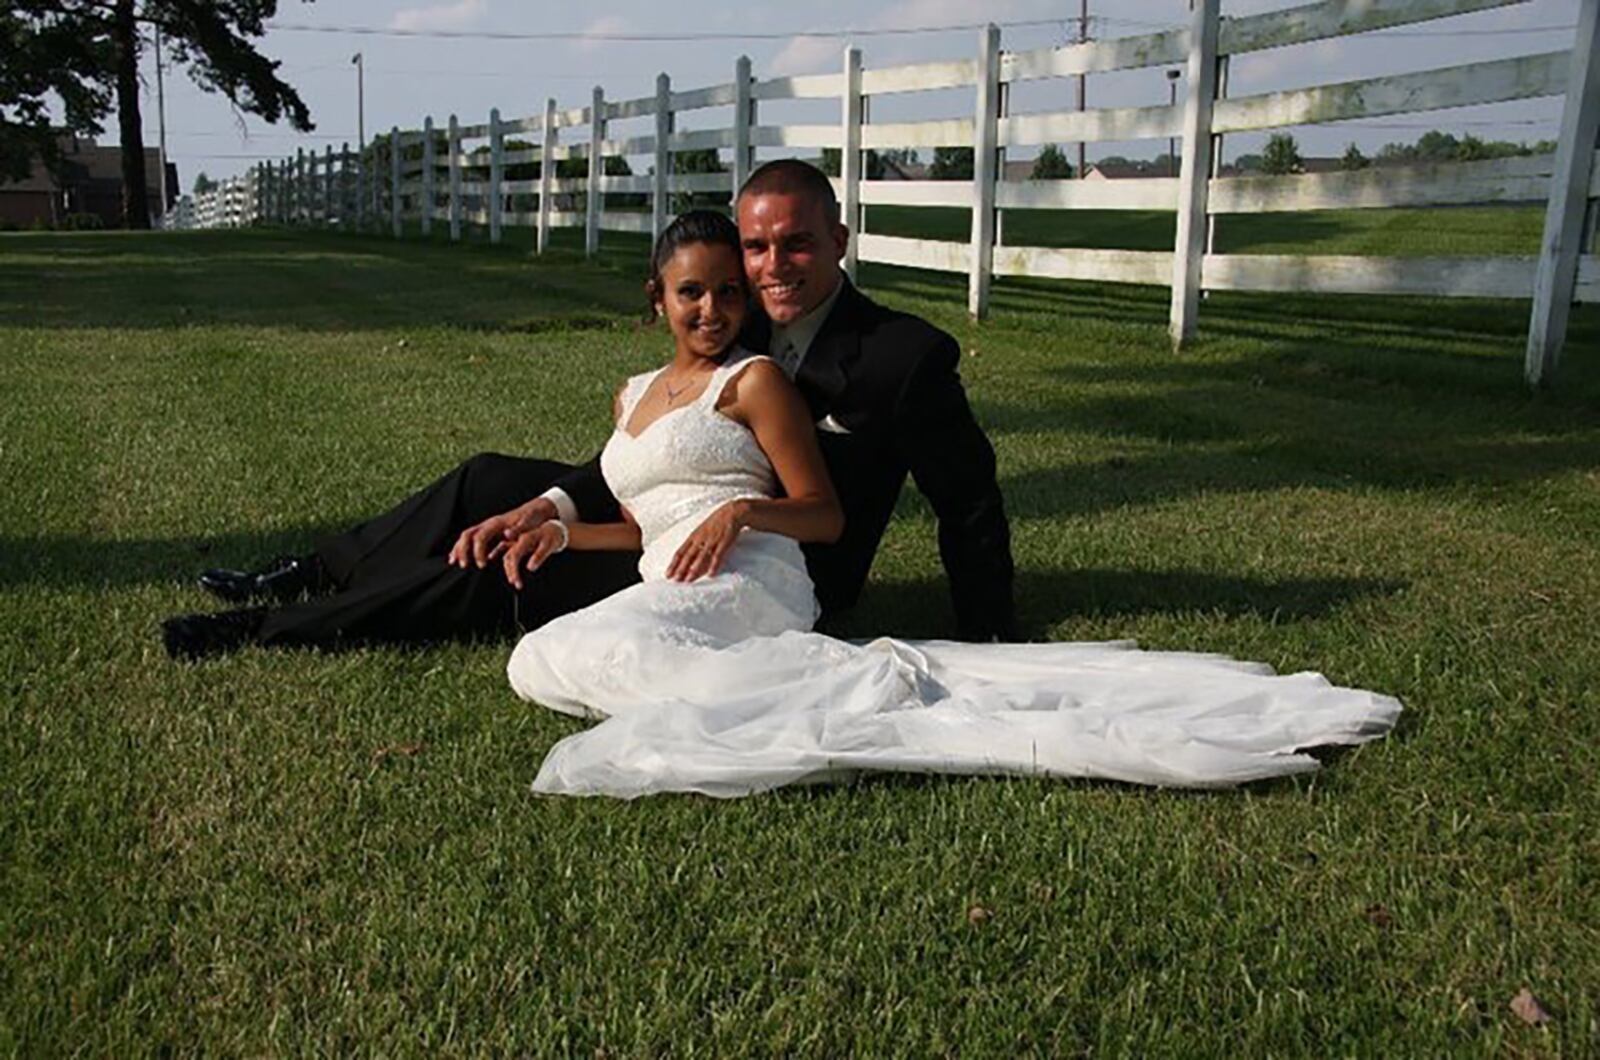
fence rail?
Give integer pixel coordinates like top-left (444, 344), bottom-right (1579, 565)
top-left (191, 0), bottom-right (1599, 385)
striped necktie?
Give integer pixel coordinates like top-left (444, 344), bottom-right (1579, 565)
top-left (773, 338), bottom-right (800, 379)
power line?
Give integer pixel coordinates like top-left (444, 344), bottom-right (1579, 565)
top-left (261, 16), bottom-right (1086, 42)
top-left (145, 129), bottom-right (355, 140)
top-left (278, 62), bottom-right (603, 81)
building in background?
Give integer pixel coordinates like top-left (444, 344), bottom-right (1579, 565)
top-left (0, 134), bottom-right (176, 229)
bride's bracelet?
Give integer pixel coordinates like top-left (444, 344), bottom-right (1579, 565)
top-left (547, 519), bottom-right (570, 554)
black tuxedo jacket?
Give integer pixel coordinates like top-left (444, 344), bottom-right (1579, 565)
top-left (558, 278), bottom-right (1017, 640)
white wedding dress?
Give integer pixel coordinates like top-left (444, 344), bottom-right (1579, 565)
top-left (508, 352), bottom-right (1401, 798)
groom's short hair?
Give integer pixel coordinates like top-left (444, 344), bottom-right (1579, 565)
top-left (737, 159), bottom-right (841, 223)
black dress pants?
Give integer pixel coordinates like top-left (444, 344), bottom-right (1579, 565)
top-left (257, 452), bottom-right (641, 649)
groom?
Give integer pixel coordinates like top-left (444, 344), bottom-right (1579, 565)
top-left (164, 159), bottom-right (1016, 657)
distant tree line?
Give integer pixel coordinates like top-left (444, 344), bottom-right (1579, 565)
top-left (1226, 129), bottom-right (1559, 176)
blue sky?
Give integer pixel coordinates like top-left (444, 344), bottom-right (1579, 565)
top-left (139, 0), bottom-right (1584, 189)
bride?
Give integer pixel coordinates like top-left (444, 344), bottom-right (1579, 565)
top-left (505, 211), bottom-right (1400, 798)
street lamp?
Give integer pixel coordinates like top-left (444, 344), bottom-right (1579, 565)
top-left (1166, 68), bottom-right (1181, 177)
top-left (351, 52), bottom-right (365, 149)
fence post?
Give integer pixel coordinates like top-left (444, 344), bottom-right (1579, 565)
top-left (295, 147), bottom-right (306, 224)
top-left (391, 126), bottom-right (402, 238)
top-left (587, 86), bottom-right (605, 257)
top-left (1168, 0), bottom-right (1222, 349)
top-left (841, 46), bottom-right (864, 280)
top-left (449, 114), bottom-right (462, 242)
top-left (1205, 54), bottom-right (1231, 264)
top-left (968, 24), bottom-right (1001, 320)
top-left (539, 98), bottom-right (557, 254)
top-left (421, 116), bottom-right (435, 238)
top-left (339, 142), bottom-right (351, 227)
top-left (369, 141), bottom-right (380, 230)
top-left (490, 108), bottom-right (504, 244)
top-left (1526, 0), bottom-right (1600, 386)
top-left (323, 144), bottom-right (334, 227)
top-left (653, 73), bottom-right (672, 242)
top-left (346, 143), bottom-right (356, 227)
top-left (733, 56), bottom-right (753, 200)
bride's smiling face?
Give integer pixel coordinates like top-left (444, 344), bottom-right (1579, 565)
top-left (653, 241), bottom-right (748, 360)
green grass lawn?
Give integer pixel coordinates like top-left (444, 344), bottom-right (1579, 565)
top-left (1, 223), bottom-right (1598, 1055)
top-left (866, 203), bottom-right (1549, 256)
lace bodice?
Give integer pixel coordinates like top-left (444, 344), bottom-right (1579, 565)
top-left (600, 350), bottom-right (801, 586)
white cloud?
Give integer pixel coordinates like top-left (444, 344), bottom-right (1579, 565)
top-left (579, 15), bottom-right (629, 53)
top-left (769, 35), bottom-right (841, 77)
top-left (390, 0), bottom-right (488, 33)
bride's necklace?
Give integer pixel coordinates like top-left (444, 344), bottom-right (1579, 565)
top-left (662, 371), bottom-right (706, 405)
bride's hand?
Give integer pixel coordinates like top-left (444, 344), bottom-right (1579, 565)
top-left (501, 521), bottom-right (568, 590)
top-left (667, 500), bottom-right (750, 582)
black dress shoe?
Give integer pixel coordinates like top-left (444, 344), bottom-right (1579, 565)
top-left (198, 554), bottom-right (327, 604)
top-left (162, 607), bottom-right (267, 660)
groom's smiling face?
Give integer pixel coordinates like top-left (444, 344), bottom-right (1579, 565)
top-left (737, 190), bottom-right (848, 325)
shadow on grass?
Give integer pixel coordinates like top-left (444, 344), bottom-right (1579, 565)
top-left (0, 526), bottom-right (346, 592)
top-left (0, 227), bottom-right (648, 333)
top-left (3, 517), bottom-right (1401, 643)
top-left (826, 567), bottom-right (1404, 642)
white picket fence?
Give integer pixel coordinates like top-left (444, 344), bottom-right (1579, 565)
top-left (232, 0), bottom-right (1598, 384)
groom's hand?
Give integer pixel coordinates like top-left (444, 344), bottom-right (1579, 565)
top-left (448, 497), bottom-right (558, 569)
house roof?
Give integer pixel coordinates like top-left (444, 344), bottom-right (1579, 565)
top-left (1, 134), bottom-right (169, 197)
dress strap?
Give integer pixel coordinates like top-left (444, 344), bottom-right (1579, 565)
top-left (697, 349), bottom-right (772, 411)
top-left (616, 369), bottom-right (663, 427)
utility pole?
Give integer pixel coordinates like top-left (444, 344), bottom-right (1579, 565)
top-left (155, 24), bottom-right (169, 226)
top-left (1077, 0), bottom-right (1088, 178)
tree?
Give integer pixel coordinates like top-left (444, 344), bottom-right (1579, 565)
top-left (1339, 143), bottom-right (1369, 171)
top-left (1414, 129), bottom-right (1459, 161)
top-left (1261, 132), bottom-right (1303, 176)
top-left (670, 148), bottom-right (727, 210)
top-left (929, 146), bottom-right (973, 181)
top-left (192, 170), bottom-right (215, 194)
top-left (878, 147), bottom-right (918, 174)
top-left (820, 148), bottom-right (904, 180)
top-left (2, 2), bottom-right (313, 229)
top-left (0, 2), bottom-right (113, 182)
top-left (1030, 143), bottom-right (1074, 179)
